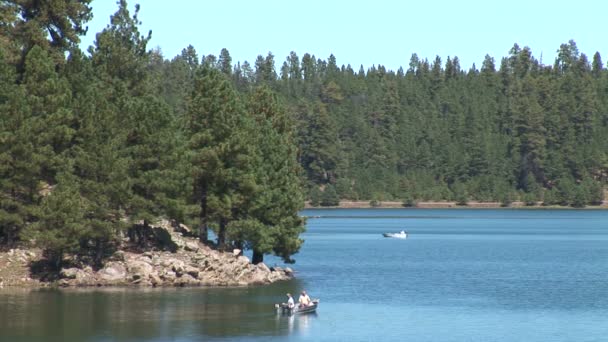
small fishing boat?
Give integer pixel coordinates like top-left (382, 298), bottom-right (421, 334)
top-left (275, 299), bottom-right (319, 315)
top-left (382, 230), bottom-right (407, 239)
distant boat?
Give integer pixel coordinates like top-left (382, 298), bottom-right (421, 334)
top-left (382, 230), bottom-right (408, 239)
top-left (275, 299), bottom-right (319, 315)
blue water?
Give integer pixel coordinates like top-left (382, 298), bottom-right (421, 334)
top-left (1, 209), bottom-right (608, 341)
top-left (288, 209), bottom-right (608, 342)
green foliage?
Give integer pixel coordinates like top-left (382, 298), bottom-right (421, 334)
top-left (451, 183), bottom-right (468, 206)
top-left (522, 192), bottom-right (537, 206)
top-left (542, 188), bottom-right (558, 206)
top-left (0, 0), bottom-right (92, 70)
top-left (234, 85), bottom-right (305, 263)
top-left (320, 185), bottom-right (340, 207)
top-left (23, 175), bottom-right (87, 269)
top-left (186, 66), bottom-right (254, 246)
top-left (309, 187), bottom-right (322, 207)
top-left (0, 50), bottom-right (34, 244)
top-left (402, 192), bottom-right (417, 207)
top-left (571, 186), bottom-right (588, 208)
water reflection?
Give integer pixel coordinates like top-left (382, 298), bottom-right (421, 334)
top-left (276, 312), bottom-right (317, 336)
top-left (0, 279), bottom-right (313, 341)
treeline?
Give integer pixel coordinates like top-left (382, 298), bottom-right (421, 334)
top-left (162, 43), bottom-right (608, 208)
top-left (0, 1), bottom-right (303, 268)
top-left (218, 43), bottom-right (607, 207)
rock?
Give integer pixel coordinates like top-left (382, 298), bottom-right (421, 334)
top-left (178, 223), bottom-right (192, 236)
top-left (151, 220), bottom-right (186, 252)
top-left (174, 274), bottom-right (199, 286)
top-left (137, 256), bottom-right (152, 264)
top-left (161, 271), bottom-right (177, 282)
top-left (185, 241), bottom-right (199, 252)
top-left (250, 270), bottom-right (270, 285)
top-left (284, 267), bottom-right (293, 275)
top-left (60, 268), bottom-right (80, 279)
top-left (235, 268), bottom-right (251, 281)
top-left (128, 260), bottom-right (154, 280)
top-left (112, 251), bottom-right (125, 262)
top-left (149, 273), bottom-right (162, 286)
top-left (237, 255), bottom-right (250, 266)
top-left (232, 249), bottom-right (242, 256)
top-left (185, 265), bottom-right (200, 278)
top-left (99, 262), bottom-right (127, 282)
top-left (171, 259), bottom-right (186, 275)
top-left (256, 262), bottom-right (270, 273)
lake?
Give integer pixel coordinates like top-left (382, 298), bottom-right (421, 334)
top-left (1, 209), bottom-right (608, 341)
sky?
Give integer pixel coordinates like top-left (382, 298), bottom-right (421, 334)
top-left (81, 0), bottom-right (607, 72)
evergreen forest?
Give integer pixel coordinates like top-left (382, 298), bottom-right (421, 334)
top-left (1, 1), bottom-right (607, 267)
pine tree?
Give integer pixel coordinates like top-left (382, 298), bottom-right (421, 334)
top-left (0, 49), bottom-right (35, 244)
top-left (22, 174), bottom-right (88, 269)
top-left (0, 0), bottom-right (92, 72)
top-left (22, 46), bottom-right (75, 185)
top-left (298, 101), bottom-right (339, 184)
top-left (218, 48), bottom-right (232, 76)
top-left (229, 86), bottom-right (305, 264)
top-left (186, 67), bottom-right (255, 246)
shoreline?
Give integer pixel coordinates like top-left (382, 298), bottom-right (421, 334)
top-left (306, 200), bottom-right (608, 209)
top-left (0, 221), bottom-right (292, 289)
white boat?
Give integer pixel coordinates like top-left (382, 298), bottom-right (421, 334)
top-left (382, 230), bottom-right (407, 239)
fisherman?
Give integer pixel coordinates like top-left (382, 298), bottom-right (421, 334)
top-left (298, 290), bottom-right (312, 307)
top-left (286, 293), bottom-right (295, 308)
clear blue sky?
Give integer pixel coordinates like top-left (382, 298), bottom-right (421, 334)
top-left (81, 0), bottom-right (607, 71)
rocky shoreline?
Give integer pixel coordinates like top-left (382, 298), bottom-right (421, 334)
top-left (0, 221), bottom-right (293, 288)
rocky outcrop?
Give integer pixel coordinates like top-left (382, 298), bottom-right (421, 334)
top-left (52, 220), bottom-right (293, 287)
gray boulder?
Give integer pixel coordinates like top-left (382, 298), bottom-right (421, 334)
top-left (99, 262), bottom-right (127, 282)
top-left (128, 260), bottom-right (154, 280)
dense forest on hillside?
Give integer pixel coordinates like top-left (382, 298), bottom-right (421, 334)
top-left (1, 1), bottom-right (607, 267)
top-left (262, 43), bottom-right (608, 207)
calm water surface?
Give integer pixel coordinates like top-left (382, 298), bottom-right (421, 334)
top-left (1, 209), bottom-right (608, 341)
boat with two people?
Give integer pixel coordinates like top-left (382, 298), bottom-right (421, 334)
top-left (382, 230), bottom-right (408, 239)
top-left (276, 291), bottom-right (319, 315)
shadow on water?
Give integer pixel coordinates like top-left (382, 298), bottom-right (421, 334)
top-left (0, 279), bottom-right (313, 341)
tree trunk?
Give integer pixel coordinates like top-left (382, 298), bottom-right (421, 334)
top-left (252, 250), bottom-right (264, 264)
top-left (94, 239), bottom-right (104, 267)
top-left (218, 217), bottom-right (227, 248)
top-left (139, 221), bottom-right (149, 247)
top-left (199, 181), bottom-right (208, 244)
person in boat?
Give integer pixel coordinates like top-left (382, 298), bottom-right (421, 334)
top-left (298, 290), bottom-right (312, 307)
top-left (286, 293), bottom-right (295, 309)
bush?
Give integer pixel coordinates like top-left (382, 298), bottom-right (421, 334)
top-left (309, 187), bottom-right (322, 207)
top-left (320, 185), bottom-right (340, 207)
top-left (402, 193), bottom-right (417, 207)
top-left (522, 192), bottom-right (537, 206)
